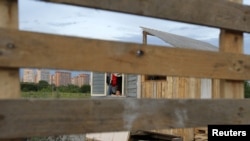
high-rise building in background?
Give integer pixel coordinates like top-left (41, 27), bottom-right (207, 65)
top-left (23, 69), bottom-right (35, 83)
top-left (71, 73), bottom-right (90, 87)
top-left (54, 71), bottom-right (71, 86)
top-left (81, 74), bottom-right (90, 85)
top-left (21, 69), bottom-right (89, 86)
top-left (50, 74), bottom-right (55, 85)
top-left (36, 69), bottom-right (50, 83)
top-left (71, 77), bottom-right (77, 86)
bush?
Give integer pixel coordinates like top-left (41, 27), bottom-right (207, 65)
top-left (245, 81), bottom-right (250, 98)
top-left (80, 85), bottom-right (91, 93)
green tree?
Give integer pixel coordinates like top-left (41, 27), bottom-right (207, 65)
top-left (80, 85), bottom-right (91, 93)
top-left (57, 85), bottom-right (68, 92)
top-left (245, 81), bottom-right (250, 98)
top-left (50, 84), bottom-right (56, 91)
top-left (67, 84), bottom-right (81, 93)
top-left (21, 82), bottom-right (37, 92)
top-left (56, 84), bottom-right (81, 93)
top-left (37, 80), bottom-right (49, 91)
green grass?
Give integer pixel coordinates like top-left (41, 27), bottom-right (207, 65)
top-left (21, 91), bottom-right (90, 99)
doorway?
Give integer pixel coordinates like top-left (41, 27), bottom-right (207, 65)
top-left (105, 73), bottom-right (125, 96)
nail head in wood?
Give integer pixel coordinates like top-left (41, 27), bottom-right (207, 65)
top-left (136, 50), bottom-right (144, 57)
top-left (6, 43), bottom-right (15, 49)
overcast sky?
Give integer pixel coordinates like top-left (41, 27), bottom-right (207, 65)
top-left (18, 0), bottom-right (250, 76)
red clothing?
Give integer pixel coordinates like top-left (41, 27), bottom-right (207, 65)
top-left (111, 74), bottom-right (117, 86)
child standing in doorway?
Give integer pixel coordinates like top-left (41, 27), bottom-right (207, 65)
top-left (107, 73), bottom-right (122, 96)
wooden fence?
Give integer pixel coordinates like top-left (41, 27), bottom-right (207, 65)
top-left (0, 0), bottom-right (250, 140)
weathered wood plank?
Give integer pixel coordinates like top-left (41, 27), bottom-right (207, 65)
top-left (46, 0), bottom-right (250, 33)
top-left (0, 99), bottom-right (250, 138)
top-left (212, 79), bottom-right (220, 98)
top-left (166, 77), bottom-right (173, 99)
top-left (0, 0), bottom-right (18, 28)
top-left (0, 68), bottom-right (20, 98)
top-left (0, 1), bottom-right (23, 141)
top-left (218, 0), bottom-right (244, 99)
top-left (1, 28), bottom-right (250, 80)
top-left (0, 0), bottom-right (20, 98)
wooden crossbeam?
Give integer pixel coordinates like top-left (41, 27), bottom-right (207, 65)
top-left (1, 28), bottom-right (250, 80)
top-left (0, 99), bottom-right (250, 138)
top-left (45, 0), bottom-right (250, 33)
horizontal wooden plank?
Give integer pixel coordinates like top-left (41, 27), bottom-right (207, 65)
top-left (0, 99), bottom-right (250, 138)
top-left (1, 28), bottom-right (250, 80)
top-left (46, 0), bottom-right (250, 33)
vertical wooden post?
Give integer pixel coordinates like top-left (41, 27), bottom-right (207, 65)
top-left (215, 0), bottom-right (244, 99)
top-left (141, 31), bottom-right (148, 84)
top-left (0, 0), bottom-right (20, 99)
top-left (143, 31), bottom-right (147, 45)
top-left (0, 0), bottom-right (22, 140)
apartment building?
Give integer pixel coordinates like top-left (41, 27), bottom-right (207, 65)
top-left (54, 71), bottom-right (71, 86)
top-left (81, 74), bottom-right (90, 85)
top-left (36, 69), bottom-right (50, 83)
top-left (23, 69), bottom-right (35, 83)
top-left (50, 74), bottom-right (55, 85)
top-left (71, 73), bottom-right (90, 87)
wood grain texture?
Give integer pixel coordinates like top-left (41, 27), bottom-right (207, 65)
top-left (212, 79), bottom-right (220, 98)
top-left (0, 0), bottom-right (18, 28)
top-left (47, 0), bottom-right (250, 33)
top-left (0, 1), bottom-right (23, 141)
top-left (217, 0), bottom-right (244, 99)
top-left (0, 1), bottom-right (20, 98)
top-left (0, 99), bottom-right (250, 138)
top-left (0, 68), bottom-right (20, 98)
top-left (141, 77), bottom-right (201, 141)
top-left (1, 28), bottom-right (250, 80)
top-left (218, 30), bottom-right (244, 98)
